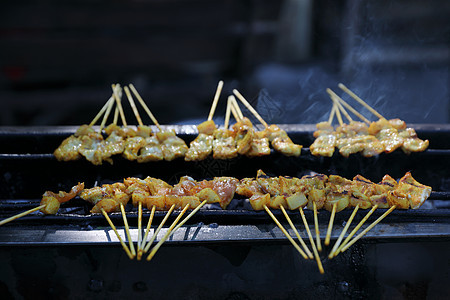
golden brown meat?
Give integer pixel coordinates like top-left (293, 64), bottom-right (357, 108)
top-left (265, 124), bottom-right (302, 157)
top-left (212, 129), bottom-right (238, 160)
top-left (156, 130), bottom-right (188, 161)
top-left (387, 172), bottom-right (431, 209)
top-left (40, 182), bottom-right (85, 214)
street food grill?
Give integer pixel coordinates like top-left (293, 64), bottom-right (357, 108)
top-left (0, 83), bottom-right (449, 274)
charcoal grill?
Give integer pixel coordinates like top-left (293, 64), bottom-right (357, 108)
top-left (1, 125), bottom-right (449, 299)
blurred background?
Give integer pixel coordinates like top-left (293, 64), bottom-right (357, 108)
top-left (0, 0), bottom-right (449, 126)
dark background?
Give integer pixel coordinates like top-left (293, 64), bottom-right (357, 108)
top-left (1, 0), bottom-right (448, 127)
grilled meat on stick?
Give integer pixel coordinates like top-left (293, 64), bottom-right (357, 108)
top-left (232, 89), bottom-right (302, 157)
top-left (212, 96), bottom-right (239, 159)
top-left (36, 169), bottom-right (430, 217)
top-left (337, 83), bottom-right (429, 154)
top-left (40, 182), bottom-right (85, 214)
top-left (235, 170), bottom-right (431, 212)
top-left (185, 81), bottom-right (223, 161)
top-left (310, 104), bottom-right (338, 157)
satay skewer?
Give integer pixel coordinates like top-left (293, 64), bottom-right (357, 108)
top-left (264, 205), bottom-right (309, 260)
top-left (341, 205), bottom-right (396, 253)
top-left (137, 201), bottom-right (143, 259)
top-left (124, 86), bottom-right (144, 127)
top-left (142, 204), bottom-right (176, 253)
top-left (313, 202), bottom-right (322, 251)
top-left (329, 204), bottom-right (359, 259)
top-left (299, 207), bottom-right (324, 274)
top-left (0, 204), bottom-right (46, 226)
top-left (324, 202), bottom-right (337, 246)
top-left (224, 96), bottom-right (234, 129)
top-left (128, 84), bottom-right (162, 131)
top-left (120, 203), bottom-right (136, 258)
top-left (112, 84), bottom-right (128, 127)
top-left (230, 96), bottom-right (244, 121)
top-left (233, 89), bottom-right (269, 129)
top-left (328, 103), bottom-right (337, 125)
top-left (139, 205), bottom-right (156, 259)
top-left (147, 200), bottom-right (208, 261)
top-left (99, 95), bottom-right (115, 132)
top-left (280, 205), bottom-right (314, 259)
top-left (90, 96), bottom-right (114, 127)
top-left (101, 208), bottom-right (134, 259)
top-left (338, 83), bottom-right (385, 120)
top-left (329, 91), bottom-right (370, 124)
top-left (335, 205), bottom-right (378, 255)
top-left (146, 203), bottom-right (191, 261)
top-left (327, 89), bottom-right (353, 123)
top-left (207, 81), bottom-right (224, 121)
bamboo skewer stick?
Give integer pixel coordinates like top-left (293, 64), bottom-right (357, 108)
top-left (313, 202), bottom-right (322, 251)
top-left (120, 203), bottom-right (136, 258)
top-left (329, 205), bottom-right (359, 259)
top-left (146, 204), bottom-right (191, 261)
top-left (99, 96), bottom-right (115, 132)
top-left (328, 103), bottom-right (337, 125)
top-left (139, 205), bottom-right (156, 259)
top-left (264, 205), bottom-right (309, 260)
top-left (124, 86), bottom-right (144, 126)
top-left (145, 200), bottom-right (208, 261)
top-left (112, 84), bottom-right (128, 127)
top-left (0, 204), bottom-right (46, 226)
top-left (232, 89), bottom-right (268, 128)
top-left (324, 202), bottom-right (337, 246)
top-left (207, 81), bottom-right (224, 121)
top-left (230, 96), bottom-right (244, 121)
top-left (327, 89), bottom-right (353, 123)
top-left (171, 200), bottom-right (207, 233)
top-left (143, 204), bottom-right (176, 253)
top-left (128, 84), bottom-right (162, 131)
top-left (137, 201), bottom-right (143, 260)
top-left (335, 205), bottom-right (378, 255)
top-left (279, 205), bottom-right (314, 259)
top-left (330, 92), bottom-right (370, 124)
top-left (341, 206), bottom-right (396, 253)
top-left (101, 208), bottom-right (134, 259)
top-left (338, 83), bottom-right (385, 120)
top-left (90, 96), bottom-right (114, 127)
top-left (299, 208), bottom-right (324, 274)
top-left (224, 96), bottom-right (233, 129)
top-left (113, 106), bottom-right (119, 125)
top-left (332, 95), bottom-right (344, 126)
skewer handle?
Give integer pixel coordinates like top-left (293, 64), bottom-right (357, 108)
top-left (264, 205), bottom-right (309, 260)
top-left (146, 204), bottom-right (191, 261)
top-left (324, 202), bottom-right (337, 246)
top-left (143, 204), bottom-right (175, 253)
top-left (120, 203), bottom-right (136, 257)
top-left (329, 205), bottom-right (359, 259)
top-left (338, 83), bottom-right (385, 120)
top-left (101, 209), bottom-right (134, 259)
top-left (280, 205), bottom-right (314, 259)
top-left (233, 89), bottom-right (269, 128)
top-left (207, 80), bottom-right (224, 121)
top-left (124, 86), bottom-right (144, 127)
top-left (129, 84), bottom-right (161, 131)
top-left (0, 204), bottom-right (46, 226)
top-left (299, 208), bottom-right (324, 274)
top-left (341, 206), bottom-right (396, 252)
top-left (335, 205), bottom-right (378, 254)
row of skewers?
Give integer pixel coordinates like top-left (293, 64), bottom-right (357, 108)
top-left (54, 82), bottom-right (429, 165)
top-left (310, 84), bottom-right (429, 157)
top-left (54, 82), bottom-right (302, 165)
top-left (0, 168), bottom-right (432, 272)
